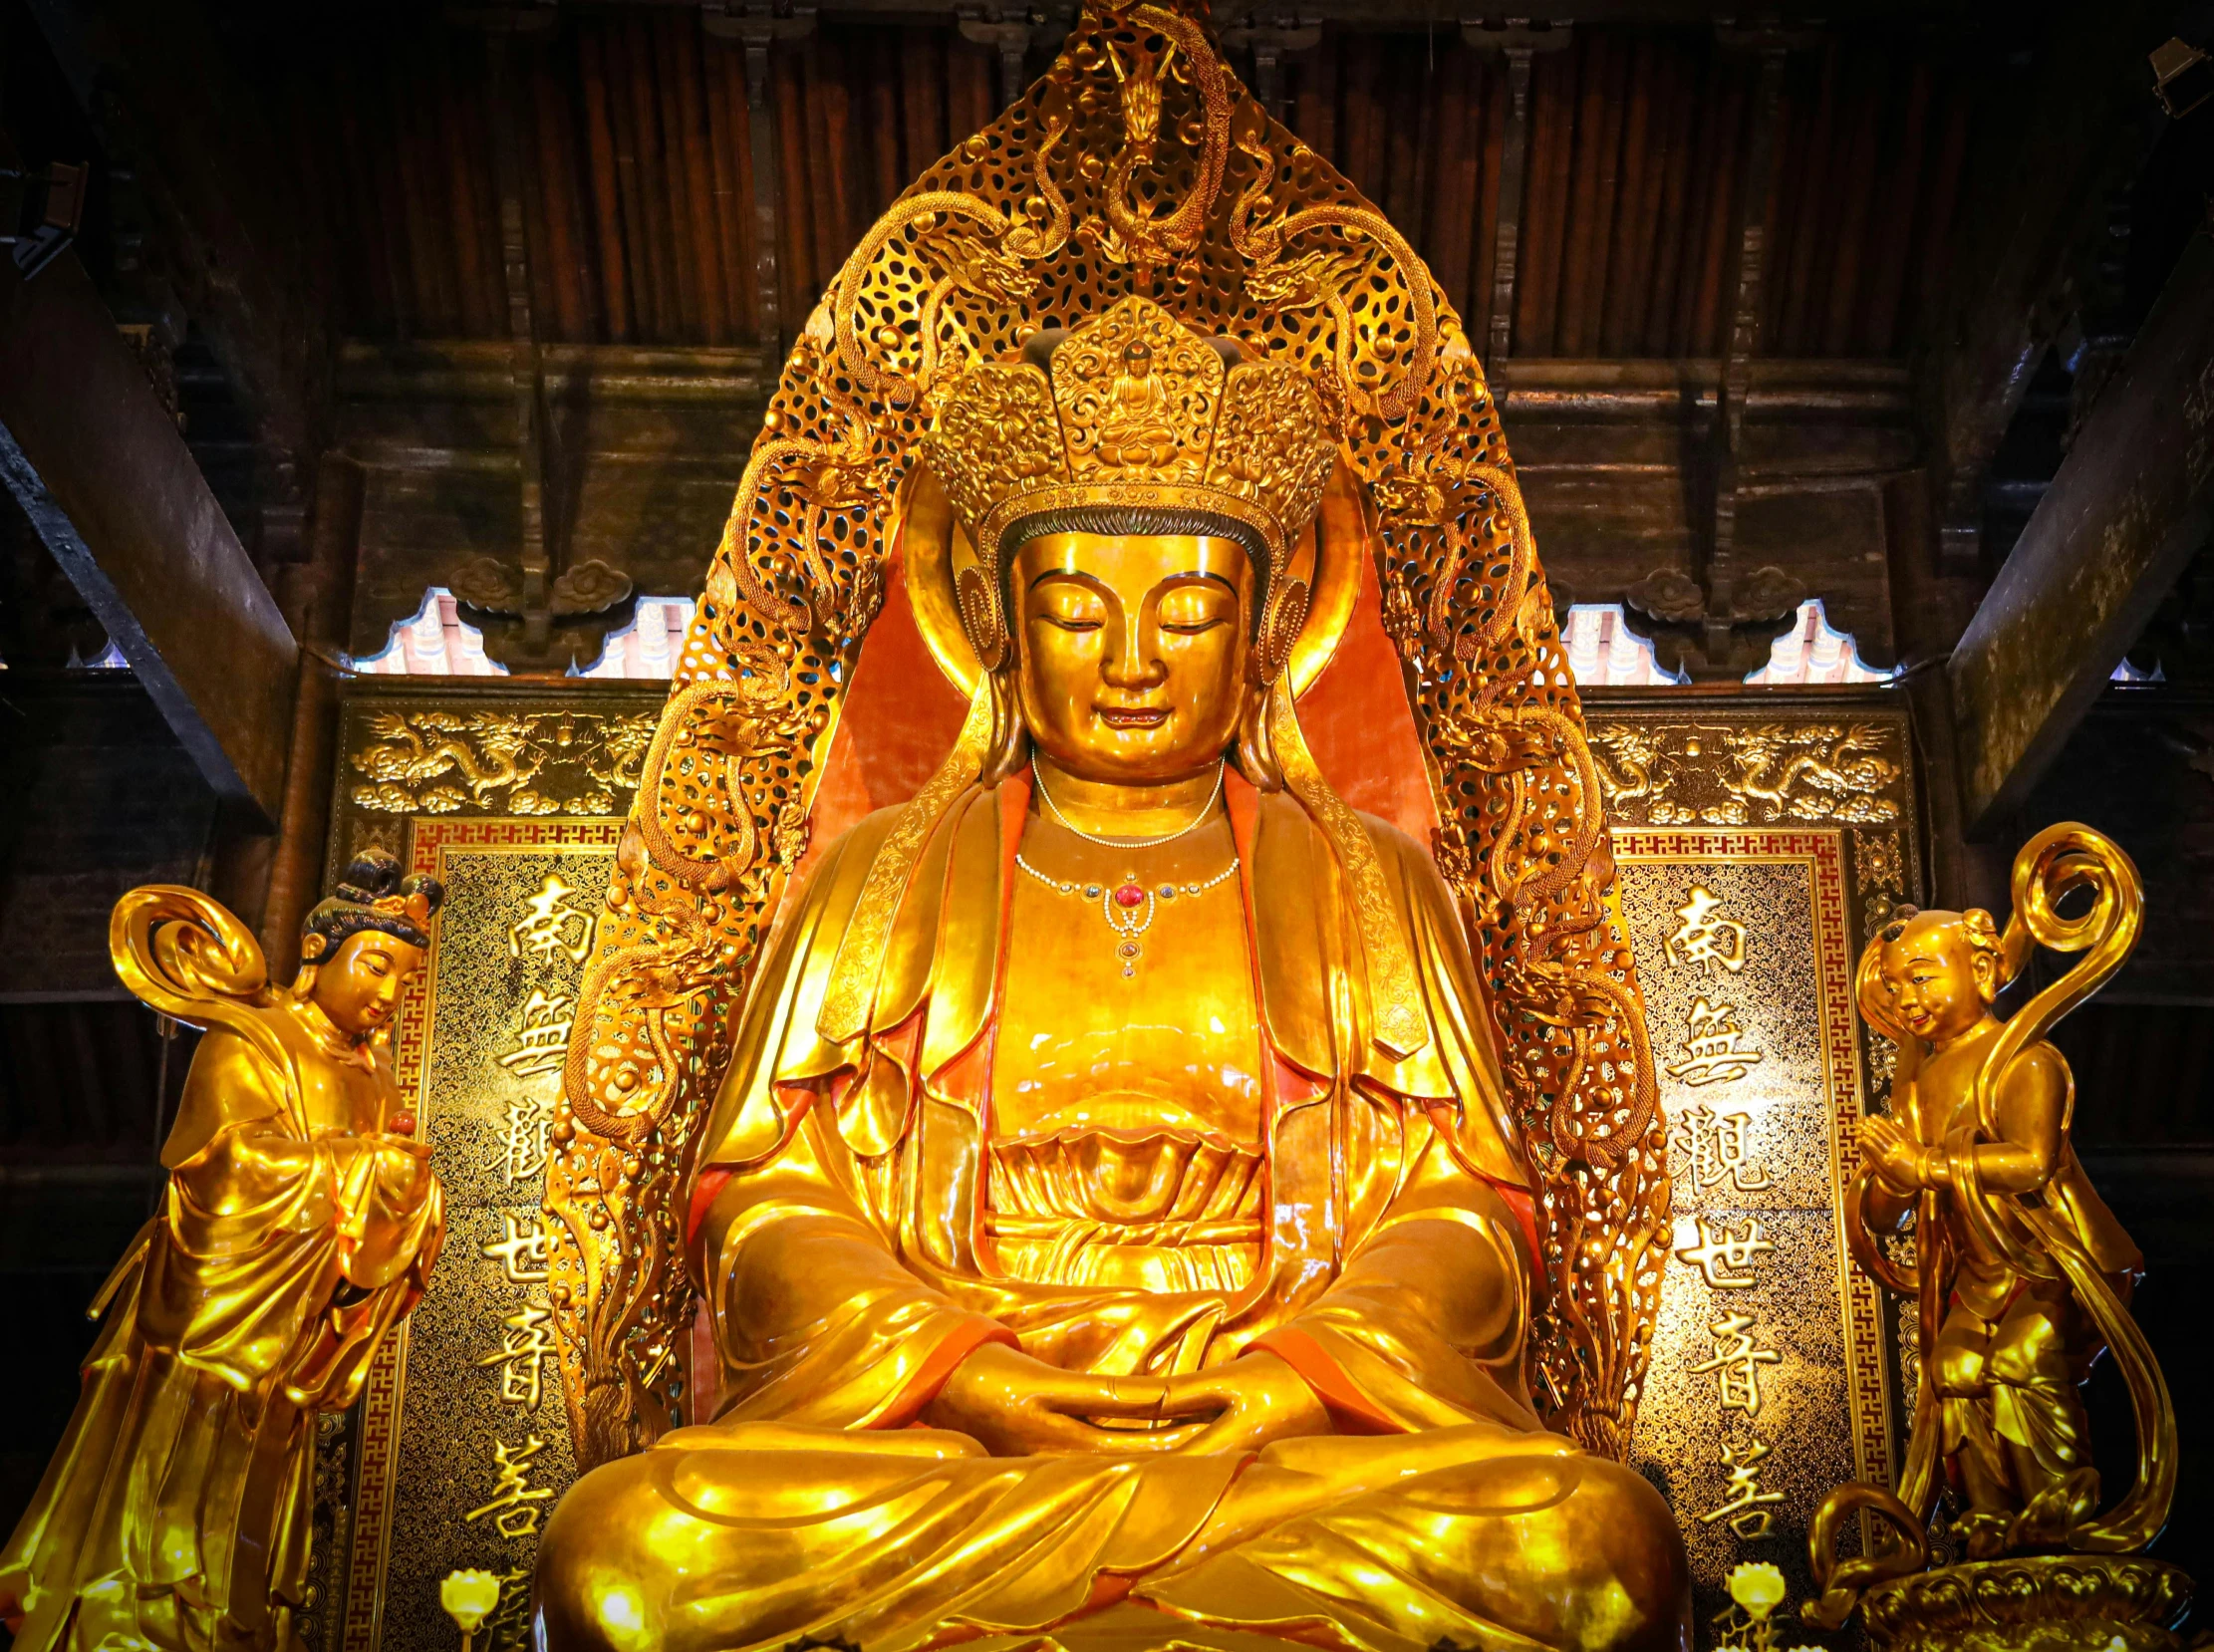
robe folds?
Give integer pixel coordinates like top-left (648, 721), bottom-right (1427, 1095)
top-left (0, 1023), bottom-right (442, 1652)
top-left (534, 772), bottom-right (1689, 1652)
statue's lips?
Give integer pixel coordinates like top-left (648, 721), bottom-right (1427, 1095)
top-left (1096, 707), bottom-right (1169, 730)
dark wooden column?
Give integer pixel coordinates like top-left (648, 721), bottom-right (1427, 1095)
top-left (487, 20), bottom-right (558, 660)
top-left (1704, 27), bottom-right (1804, 666)
top-left (704, 2), bottom-right (815, 358)
top-left (959, 13), bottom-right (1042, 111)
top-left (1222, 21), bottom-right (1323, 127)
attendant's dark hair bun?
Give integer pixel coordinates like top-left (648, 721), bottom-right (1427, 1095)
top-left (304, 847), bottom-right (444, 955)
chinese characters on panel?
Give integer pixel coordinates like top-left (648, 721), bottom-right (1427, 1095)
top-left (1663, 886), bottom-right (1790, 1544)
top-left (463, 872), bottom-right (590, 1550)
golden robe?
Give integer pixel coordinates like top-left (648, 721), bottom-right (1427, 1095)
top-left (0, 1012), bottom-right (442, 1652)
top-left (535, 774), bottom-right (1688, 1652)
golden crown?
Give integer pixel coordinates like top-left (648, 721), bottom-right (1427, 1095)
top-left (920, 297), bottom-right (1338, 593)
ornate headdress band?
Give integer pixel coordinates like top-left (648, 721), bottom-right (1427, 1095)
top-left (921, 296), bottom-right (1337, 670)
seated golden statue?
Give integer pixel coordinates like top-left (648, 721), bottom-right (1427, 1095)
top-left (0, 851), bottom-right (445, 1652)
top-left (533, 297), bottom-right (1688, 1652)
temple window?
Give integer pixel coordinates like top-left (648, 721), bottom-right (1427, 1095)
top-left (1742, 600), bottom-right (1892, 687)
top-left (67, 638), bottom-right (131, 672)
top-left (571, 598), bottom-right (695, 680)
top-left (351, 589), bottom-right (502, 677)
top-left (1559, 604), bottom-right (1684, 687)
top-left (350, 588), bottom-right (694, 679)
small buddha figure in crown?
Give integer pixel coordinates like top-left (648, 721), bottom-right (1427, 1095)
top-left (1, 852), bottom-right (446, 1652)
top-left (533, 298), bottom-right (1688, 1652)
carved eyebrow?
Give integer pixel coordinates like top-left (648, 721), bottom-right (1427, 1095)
top-left (1163, 571), bottom-right (1238, 592)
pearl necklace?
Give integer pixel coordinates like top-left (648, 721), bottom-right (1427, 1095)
top-left (1021, 766), bottom-right (1237, 978)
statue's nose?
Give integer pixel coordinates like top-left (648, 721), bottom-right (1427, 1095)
top-left (1101, 619), bottom-right (1163, 688)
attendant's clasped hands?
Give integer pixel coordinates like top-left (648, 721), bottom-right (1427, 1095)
top-left (1859, 1114), bottom-right (1930, 1193)
top-left (920, 1342), bottom-right (1329, 1457)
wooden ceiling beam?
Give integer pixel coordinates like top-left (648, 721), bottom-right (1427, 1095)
top-left (24, 0), bottom-right (337, 549)
top-left (1924, 0), bottom-right (2170, 574)
top-left (1948, 232), bottom-right (2214, 835)
top-left (0, 239), bottom-right (299, 825)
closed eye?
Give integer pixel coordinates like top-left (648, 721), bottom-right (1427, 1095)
top-left (1156, 589), bottom-right (1236, 634)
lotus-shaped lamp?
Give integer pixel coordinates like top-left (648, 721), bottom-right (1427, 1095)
top-left (440, 1568), bottom-right (503, 1637)
top-left (1726, 1560), bottom-right (1789, 1622)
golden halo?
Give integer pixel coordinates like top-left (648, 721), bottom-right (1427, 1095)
top-left (898, 456), bottom-right (1369, 700)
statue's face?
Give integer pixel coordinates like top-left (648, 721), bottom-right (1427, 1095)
top-left (310, 929), bottom-right (428, 1039)
top-left (1010, 532), bottom-right (1255, 784)
top-left (1872, 914), bottom-right (1995, 1043)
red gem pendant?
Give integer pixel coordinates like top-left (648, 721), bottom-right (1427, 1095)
top-left (1113, 881), bottom-right (1146, 908)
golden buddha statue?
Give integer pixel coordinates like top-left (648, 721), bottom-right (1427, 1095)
top-left (534, 3), bottom-right (1685, 1644)
top-left (531, 294), bottom-right (1687, 1650)
top-left (1805, 825), bottom-right (2182, 1640)
top-left (0, 852), bottom-right (446, 1652)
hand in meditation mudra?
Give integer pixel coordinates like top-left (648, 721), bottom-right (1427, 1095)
top-left (533, 296), bottom-right (1688, 1650)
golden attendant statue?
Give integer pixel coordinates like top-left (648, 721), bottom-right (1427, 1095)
top-left (1806, 826), bottom-right (2187, 1647)
top-left (0, 852), bottom-right (445, 1652)
top-left (533, 3), bottom-right (1688, 1647)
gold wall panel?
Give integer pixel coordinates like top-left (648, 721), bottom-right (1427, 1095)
top-left (306, 684), bottom-right (1920, 1648)
top-left (311, 685), bottom-right (663, 1652)
top-left (1596, 694), bottom-right (1920, 1638)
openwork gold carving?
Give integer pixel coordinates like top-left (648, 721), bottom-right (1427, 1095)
top-left (349, 710), bottom-right (656, 816)
top-left (1591, 720), bottom-right (1904, 827)
top-left (554, 0), bottom-right (1663, 1465)
top-left (544, 668), bottom-right (814, 1464)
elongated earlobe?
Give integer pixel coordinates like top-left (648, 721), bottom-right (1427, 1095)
top-left (1250, 577), bottom-right (1311, 689)
top-left (1233, 681), bottom-right (1282, 792)
top-left (979, 669), bottom-right (1031, 786)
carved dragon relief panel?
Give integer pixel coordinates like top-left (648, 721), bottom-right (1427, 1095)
top-left (347, 708), bottom-right (658, 818)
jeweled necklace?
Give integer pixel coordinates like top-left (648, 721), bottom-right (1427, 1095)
top-left (1021, 765), bottom-right (1236, 978)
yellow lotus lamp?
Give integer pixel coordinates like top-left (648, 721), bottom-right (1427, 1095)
top-left (440, 1568), bottom-right (503, 1649)
top-left (1727, 1561), bottom-right (1788, 1621)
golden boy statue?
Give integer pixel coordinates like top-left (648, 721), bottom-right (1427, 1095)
top-left (0, 851), bottom-right (445, 1652)
top-left (1807, 825), bottom-right (2178, 1631)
